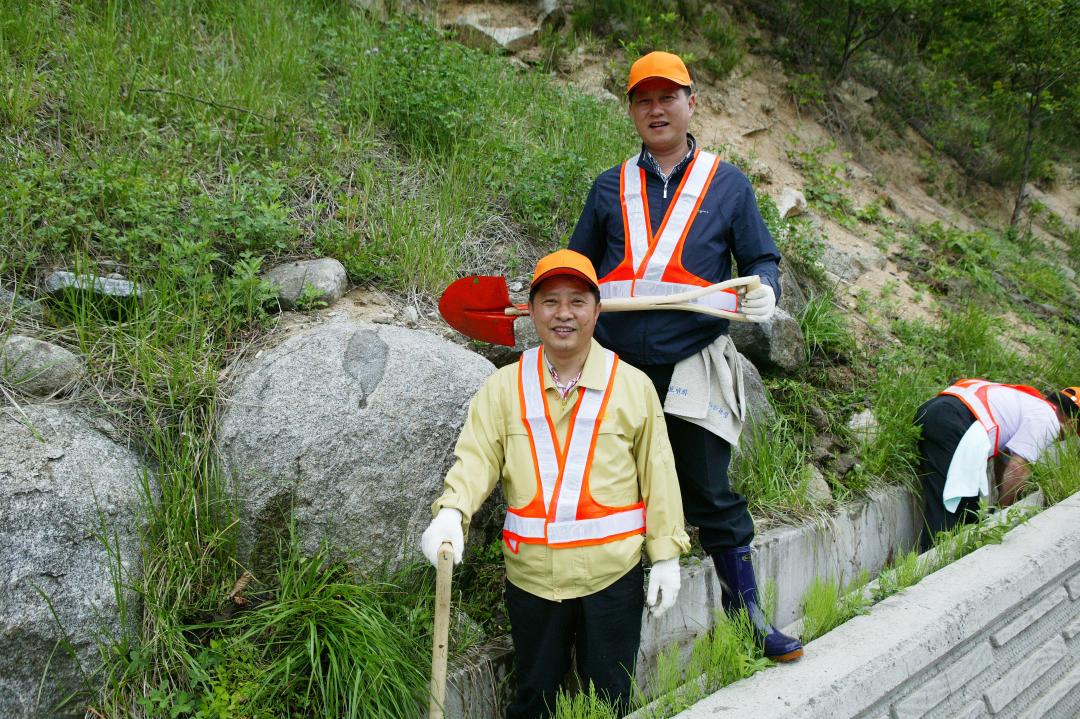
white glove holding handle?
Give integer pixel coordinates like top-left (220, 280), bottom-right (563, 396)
top-left (646, 558), bottom-right (681, 618)
top-left (421, 508), bottom-right (464, 567)
top-left (740, 283), bottom-right (776, 321)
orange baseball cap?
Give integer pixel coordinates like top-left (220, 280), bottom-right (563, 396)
top-left (626, 51), bottom-right (692, 95)
top-left (531, 249), bottom-right (599, 292)
top-left (1053, 387), bottom-right (1080, 419)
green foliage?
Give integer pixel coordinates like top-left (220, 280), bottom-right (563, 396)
top-left (454, 538), bottom-right (511, 637)
top-left (342, 18), bottom-right (633, 246)
top-left (572, 1), bottom-right (684, 55)
top-left (799, 291), bottom-right (853, 363)
top-left (732, 416), bottom-right (815, 518)
top-left (875, 505), bottom-right (1035, 602)
top-left (699, 9), bottom-right (744, 81)
top-left (787, 142), bottom-right (856, 225)
top-left (758, 194), bottom-right (826, 284)
top-left (634, 610), bottom-right (770, 718)
top-left (787, 72), bottom-right (828, 111)
top-left (570, 0), bottom-right (743, 82)
top-left (218, 540), bottom-right (428, 718)
top-left (751, 0), bottom-right (1079, 194)
top-left (799, 570), bottom-right (870, 643)
top-left (294, 282), bottom-right (330, 312)
top-left (553, 684), bottom-right (619, 719)
top-left (1032, 432), bottom-right (1080, 504)
top-left (749, 0), bottom-right (911, 80)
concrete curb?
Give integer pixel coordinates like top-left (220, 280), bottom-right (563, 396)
top-left (674, 491), bottom-right (1080, 718)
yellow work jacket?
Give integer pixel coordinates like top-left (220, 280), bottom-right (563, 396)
top-left (433, 339), bottom-right (690, 601)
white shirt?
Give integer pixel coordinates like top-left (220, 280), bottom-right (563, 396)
top-left (986, 386), bottom-right (1061, 461)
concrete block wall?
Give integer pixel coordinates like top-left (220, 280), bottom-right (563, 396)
top-left (677, 490), bottom-right (1080, 719)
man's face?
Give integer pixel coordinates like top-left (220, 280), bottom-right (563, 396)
top-left (529, 276), bottom-right (600, 358)
top-left (628, 78), bottom-right (696, 153)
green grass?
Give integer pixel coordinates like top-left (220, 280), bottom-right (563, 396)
top-left (799, 290), bottom-right (852, 363)
top-left (631, 609), bottom-right (771, 719)
top-left (732, 415), bottom-right (815, 518)
top-left (799, 570), bottom-right (870, 643)
top-left (1031, 431), bottom-right (1080, 505)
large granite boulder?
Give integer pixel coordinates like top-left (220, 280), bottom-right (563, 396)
top-left (218, 318), bottom-right (496, 573)
top-left (1, 405), bottom-right (146, 718)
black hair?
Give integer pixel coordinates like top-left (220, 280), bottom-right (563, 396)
top-left (1047, 390), bottom-right (1080, 420)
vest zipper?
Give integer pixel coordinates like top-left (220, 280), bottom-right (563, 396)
top-left (663, 176), bottom-right (669, 199)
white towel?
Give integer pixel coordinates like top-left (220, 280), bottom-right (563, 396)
top-left (942, 422), bottom-right (992, 513)
top-left (663, 335), bottom-right (745, 446)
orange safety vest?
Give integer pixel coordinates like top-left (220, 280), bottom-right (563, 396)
top-left (502, 346), bottom-right (646, 553)
top-left (600, 148), bottom-right (741, 312)
top-left (939, 379), bottom-right (1048, 457)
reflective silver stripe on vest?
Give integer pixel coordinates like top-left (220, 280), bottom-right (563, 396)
top-left (552, 351), bottom-right (615, 523)
top-left (640, 151), bottom-right (719, 281)
top-left (599, 278), bottom-right (738, 311)
top-left (503, 512), bottom-right (545, 539)
top-left (547, 509), bottom-right (646, 545)
top-left (519, 346), bottom-right (560, 508)
top-left (941, 380), bottom-right (1000, 456)
top-left (621, 158), bottom-right (651, 270)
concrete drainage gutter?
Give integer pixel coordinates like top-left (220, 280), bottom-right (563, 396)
top-left (443, 485), bottom-right (921, 717)
top-left (674, 490), bottom-right (1080, 719)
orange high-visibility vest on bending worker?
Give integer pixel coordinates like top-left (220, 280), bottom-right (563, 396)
top-left (599, 148), bottom-right (742, 312)
top-left (939, 379), bottom-right (1048, 457)
top-left (502, 346), bottom-right (646, 553)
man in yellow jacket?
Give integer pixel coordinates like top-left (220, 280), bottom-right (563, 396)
top-left (422, 249), bottom-right (690, 719)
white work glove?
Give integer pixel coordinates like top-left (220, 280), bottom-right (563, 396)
top-left (646, 558), bottom-right (681, 618)
top-left (740, 283), bottom-right (777, 321)
top-left (421, 508), bottom-right (464, 567)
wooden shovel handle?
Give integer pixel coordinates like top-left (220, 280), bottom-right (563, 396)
top-left (505, 276), bottom-right (764, 322)
top-left (429, 543), bottom-right (454, 719)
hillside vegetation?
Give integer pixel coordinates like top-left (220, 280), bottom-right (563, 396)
top-left (2, 0), bottom-right (1079, 717)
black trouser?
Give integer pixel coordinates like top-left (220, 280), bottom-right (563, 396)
top-left (638, 362), bottom-right (755, 551)
top-left (915, 395), bottom-right (982, 551)
top-left (504, 564), bottom-right (644, 719)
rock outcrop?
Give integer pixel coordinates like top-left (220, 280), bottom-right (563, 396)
top-left (218, 318), bottom-right (495, 573)
top-left (1, 405), bottom-right (146, 718)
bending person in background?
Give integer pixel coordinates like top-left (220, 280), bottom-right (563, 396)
top-left (568, 50), bottom-right (802, 662)
top-left (915, 380), bottom-right (1080, 550)
top-left (421, 249), bottom-right (690, 719)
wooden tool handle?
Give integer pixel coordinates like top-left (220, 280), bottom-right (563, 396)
top-left (503, 276), bottom-right (764, 321)
top-left (428, 543), bottom-right (454, 719)
top-left (601, 301), bottom-right (760, 322)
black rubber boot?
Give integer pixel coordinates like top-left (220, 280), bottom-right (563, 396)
top-left (712, 546), bottom-right (804, 662)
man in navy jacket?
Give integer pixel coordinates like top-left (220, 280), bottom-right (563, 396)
top-left (569, 51), bottom-right (802, 661)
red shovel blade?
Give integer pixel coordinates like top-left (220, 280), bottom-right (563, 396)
top-left (438, 275), bottom-right (523, 347)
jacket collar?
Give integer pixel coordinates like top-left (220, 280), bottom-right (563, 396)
top-left (638, 133), bottom-right (698, 179)
top-left (541, 339), bottom-right (611, 392)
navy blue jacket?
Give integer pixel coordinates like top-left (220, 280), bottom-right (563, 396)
top-left (569, 141), bottom-right (782, 367)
